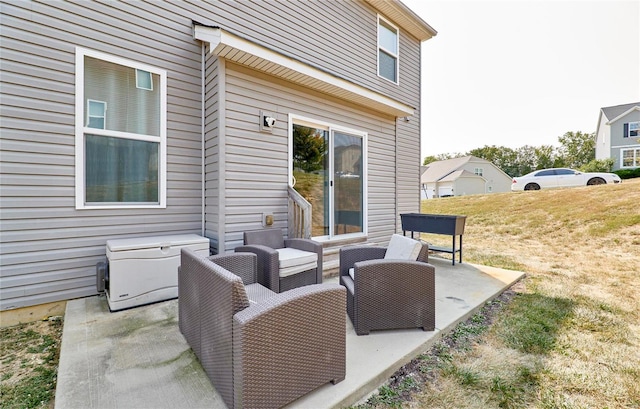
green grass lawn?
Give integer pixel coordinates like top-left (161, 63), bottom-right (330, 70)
top-left (360, 178), bottom-right (640, 408)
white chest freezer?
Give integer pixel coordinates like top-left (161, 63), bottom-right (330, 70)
top-left (105, 234), bottom-right (209, 311)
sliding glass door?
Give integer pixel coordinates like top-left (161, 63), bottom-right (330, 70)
top-left (291, 118), bottom-right (366, 240)
top-left (333, 132), bottom-right (363, 235)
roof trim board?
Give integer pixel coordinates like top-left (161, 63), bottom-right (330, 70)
top-left (363, 0), bottom-right (437, 41)
top-left (193, 25), bottom-right (415, 117)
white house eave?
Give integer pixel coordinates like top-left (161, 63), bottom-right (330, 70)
top-left (193, 25), bottom-right (414, 117)
top-left (605, 106), bottom-right (640, 125)
top-left (363, 0), bottom-right (437, 41)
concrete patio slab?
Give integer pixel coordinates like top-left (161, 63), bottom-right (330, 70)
top-left (55, 257), bottom-right (524, 409)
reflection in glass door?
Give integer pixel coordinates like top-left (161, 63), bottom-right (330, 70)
top-left (292, 121), bottom-right (365, 239)
top-left (333, 132), bottom-right (363, 235)
top-left (292, 124), bottom-right (329, 237)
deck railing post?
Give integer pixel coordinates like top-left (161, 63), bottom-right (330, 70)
top-left (287, 186), bottom-right (312, 239)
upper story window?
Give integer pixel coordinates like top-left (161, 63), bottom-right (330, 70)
top-left (75, 48), bottom-right (167, 209)
top-left (624, 121), bottom-right (639, 138)
top-left (474, 167), bottom-right (484, 176)
top-left (378, 15), bottom-right (399, 84)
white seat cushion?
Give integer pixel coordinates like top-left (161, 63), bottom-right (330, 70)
top-left (275, 248), bottom-right (318, 278)
top-left (279, 261), bottom-right (318, 278)
top-left (384, 234), bottom-right (422, 261)
top-left (348, 267), bottom-right (355, 280)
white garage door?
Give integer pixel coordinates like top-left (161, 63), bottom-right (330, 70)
top-left (438, 186), bottom-right (453, 197)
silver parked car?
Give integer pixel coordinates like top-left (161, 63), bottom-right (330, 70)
top-left (511, 168), bottom-right (622, 191)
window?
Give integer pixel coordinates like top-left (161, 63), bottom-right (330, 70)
top-left (75, 48), bottom-right (166, 209)
top-left (290, 115), bottom-right (367, 240)
top-left (621, 148), bottom-right (640, 168)
top-left (378, 16), bottom-right (399, 83)
top-left (136, 69), bottom-right (153, 90)
top-left (555, 169), bottom-right (576, 175)
top-left (624, 121), bottom-right (639, 138)
top-left (86, 100), bottom-right (107, 129)
top-left (474, 167), bottom-right (484, 176)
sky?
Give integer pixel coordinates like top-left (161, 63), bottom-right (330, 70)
top-left (401, 0), bottom-right (640, 159)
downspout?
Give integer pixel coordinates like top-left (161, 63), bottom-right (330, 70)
top-left (200, 42), bottom-right (206, 237)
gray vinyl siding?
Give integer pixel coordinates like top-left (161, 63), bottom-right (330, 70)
top-left (0, 0), bottom-right (203, 310)
top-left (610, 110), bottom-right (640, 170)
top-left (181, 0), bottom-right (421, 109)
top-left (1, 0), bottom-right (425, 309)
top-left (395, 32), bottom-right (423, 224)
top-left (396, 116), bottom-right (422, 224)
top-left (611, 113), bottom-right (639, 147)
top-left (218, 63), bottom-right (399, 252)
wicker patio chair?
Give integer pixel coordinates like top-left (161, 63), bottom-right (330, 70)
top-left (339, 234), bottom-right (435, 336)
top-left (234, 228), bottom-right (323, 293)
top-left (178, 248), bottom-right (346, 409)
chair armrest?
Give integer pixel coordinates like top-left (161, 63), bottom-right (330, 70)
top-left (208, 252), bottom-right (258, 285)
top-left (339, 246), bottom-right (386, 277)
top-left (235, 244), bottom-right (280, 291)
top-left (285, 238), bottom-right (323, 283)
top-left (285, 238), bottom-right (321, 253)
top-left (417, 242), bottom-right (429, 263)
top-left (232, 284), bottom-right (346, 408)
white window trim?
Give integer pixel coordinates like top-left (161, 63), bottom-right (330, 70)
top-left (377, 14), bottom-right (400, 85)
top-left (288, 114), bottom-right (368, 241)
top-left (620, 147), bottom-right (640, 168)
top-left (75, 47), bottom-right (167, 209)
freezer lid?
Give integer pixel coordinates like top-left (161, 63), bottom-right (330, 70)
top-left (107, 234), bottom-right (209, 252)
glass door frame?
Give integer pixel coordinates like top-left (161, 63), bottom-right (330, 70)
top-left (288, 114), bottom-right (368, 242)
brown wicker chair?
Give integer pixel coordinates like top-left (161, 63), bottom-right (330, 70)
top-left (178, 248), bottom-right (345, 409)
top-left (234, 229), bottom-right (323, 293)
top-left (339, 236), bottom-right (435, 336)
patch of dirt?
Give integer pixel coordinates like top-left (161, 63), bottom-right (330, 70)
top-left (0, 318), bottom-right (62, 386)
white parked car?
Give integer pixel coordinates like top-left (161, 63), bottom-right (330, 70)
top-left (511, 168), bottom-right (622, 191)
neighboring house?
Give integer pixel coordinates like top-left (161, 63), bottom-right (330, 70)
top-left (595, 102), bottom-right (640, 170)
top-left (0, 1), bottom-right (436, 310)
top-left (420, 156), bottom-right (512, 198)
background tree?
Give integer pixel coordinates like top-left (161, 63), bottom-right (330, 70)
top-left (558, 131), bottom-right (595, 169)
top-left (514, 145), bottom-right (538, 176)
top-left (467, 145), bottom-right (519, 176)
top-left (422, 155), bottom-right (439, 165)
top-left (423, 153), bottom-right (463, 165)
top-left (534, 144), bottom-right (563, 169)
top-left (293, 126), bottom-right (326, 172)
top-left (579, 158), bottom-right (614, 173)
top-left (423, 130), bottom-right (597, 177)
